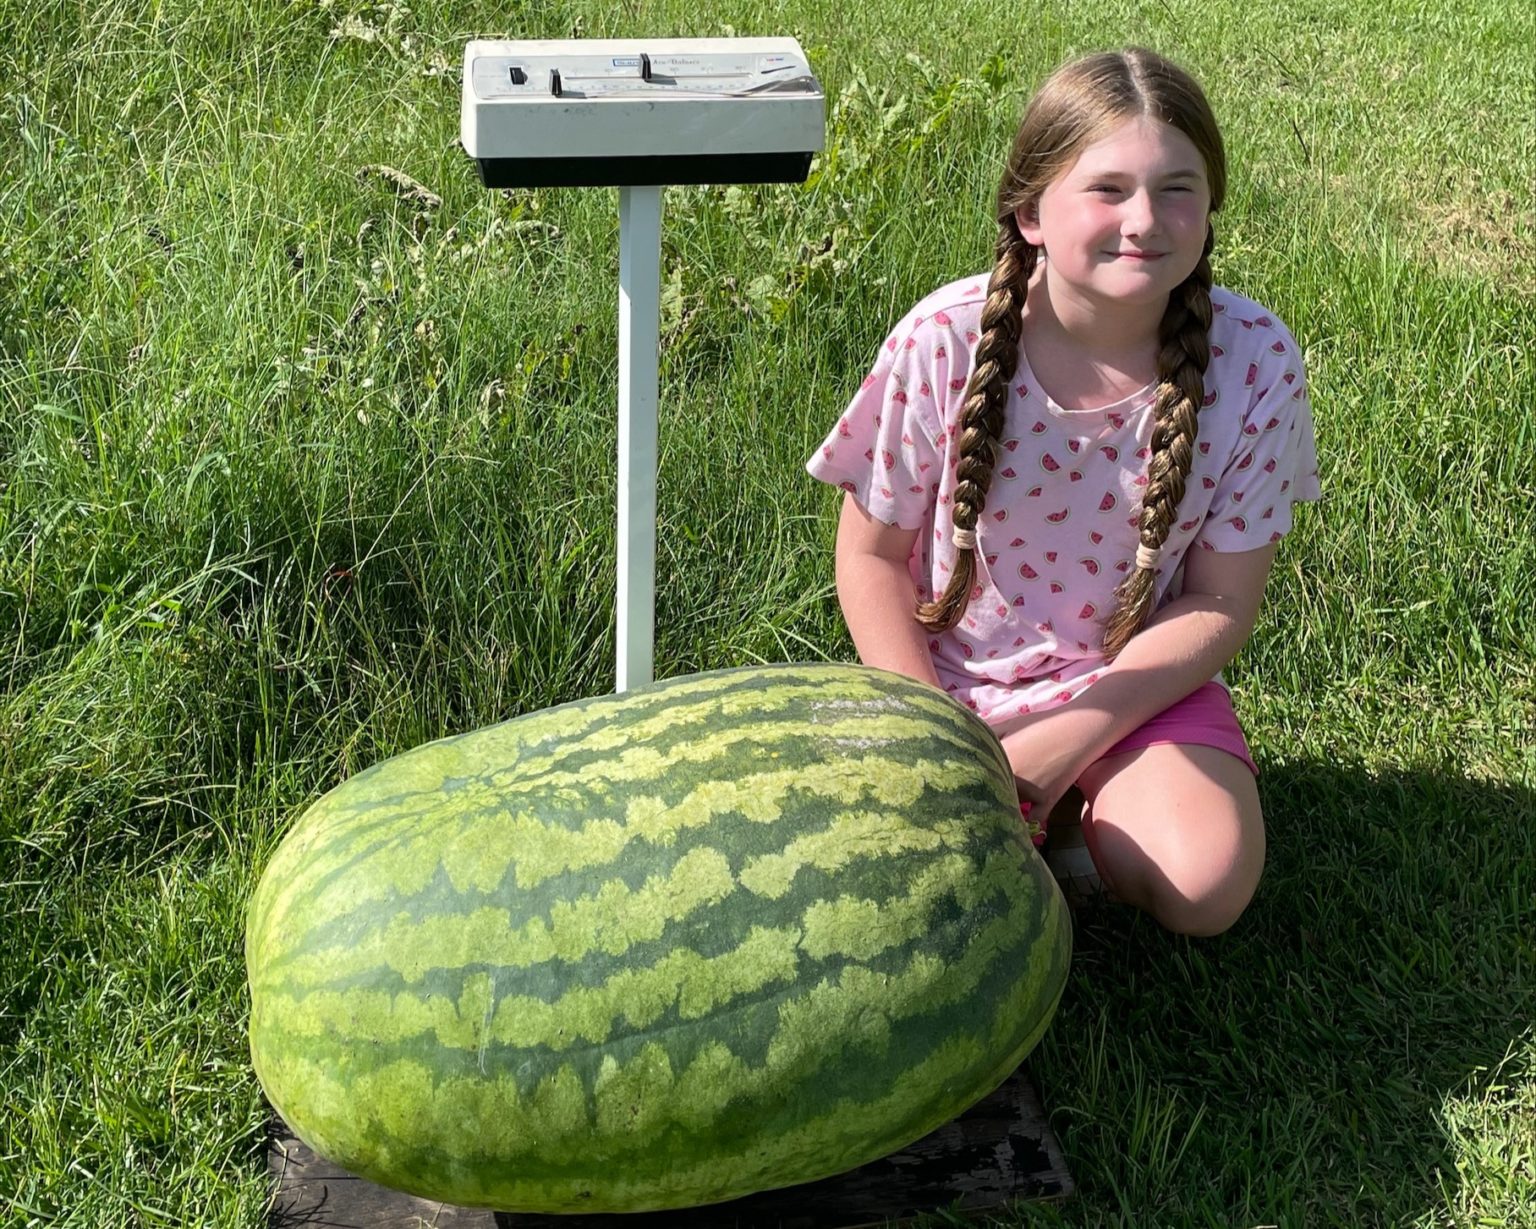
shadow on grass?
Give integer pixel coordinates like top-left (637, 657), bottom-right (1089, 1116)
top-left (1028, 756), bottom-right (1533, 1226)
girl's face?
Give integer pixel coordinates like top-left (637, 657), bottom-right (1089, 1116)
top-left (1015, 116), bottom-right (1212, 313)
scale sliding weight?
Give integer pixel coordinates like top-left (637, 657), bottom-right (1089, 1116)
top-left (461, 37), bottom-right (825, 691)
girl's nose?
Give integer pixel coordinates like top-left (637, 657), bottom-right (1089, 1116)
top-left (1122, 190), bottom-right (1158, 235)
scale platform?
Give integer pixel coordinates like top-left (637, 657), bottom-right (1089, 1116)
top-left (265, 1065), bottom-right (1073, 1227)
top-left (462, 38), bottom-right (823, 188)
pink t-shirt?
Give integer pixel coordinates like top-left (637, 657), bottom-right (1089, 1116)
top-left (806, 273), bottom-right (1322, 726)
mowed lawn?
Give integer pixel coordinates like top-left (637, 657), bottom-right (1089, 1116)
top-left (1, 0), bottom-right (1532, 1225)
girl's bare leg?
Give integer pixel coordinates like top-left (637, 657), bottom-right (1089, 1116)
top-left (1074, 743), bottom-right (1266, 937)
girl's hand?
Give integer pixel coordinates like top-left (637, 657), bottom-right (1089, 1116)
top-left (999, 712), bottom-right (1094, 821)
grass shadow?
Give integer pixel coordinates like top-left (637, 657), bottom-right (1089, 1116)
top-left (1028, 755), bottom-right (1533, 1226)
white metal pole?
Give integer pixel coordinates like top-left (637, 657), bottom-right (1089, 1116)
top-left (616, 184), bottom-right (662, 692)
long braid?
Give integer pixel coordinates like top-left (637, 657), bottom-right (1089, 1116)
top-left (1101, 223), bottom-right (1216, 658)
top-left (915, 224), bottom-right (1038, 633)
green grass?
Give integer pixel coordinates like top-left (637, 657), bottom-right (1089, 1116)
top-left (1, 0), bottom-right (1532, 1224)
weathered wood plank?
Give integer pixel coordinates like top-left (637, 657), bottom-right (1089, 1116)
top-left (267, 1129), bottom-right (499, 1228)
top-left (269, 1066), bottom-right (1071, 1229)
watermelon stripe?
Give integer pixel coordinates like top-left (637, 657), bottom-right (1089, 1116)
top-left (247, 671), bottom-right (841, 929)
top-left (260, 783), bottom-right (1004, 994)
top-left (258, 810), bottom-right (999, 1001)
top-left (251, 871), bottom-right (1062, 1209)
top-left (255, 848), bottom-right (1045, 1113)
top-left (289, 789), bottom-right (1005, 990)
top-left (257, 746), bottom-right (1006, 974)
top-left (257, 924), bottom-right (806, 1054)
top-left (265, 844), bottom-right (737, 989)
top-left (735, 810), bottom-right (971, 901)
top-left (452, 712), bottom-right (990, 821)
top-left (255, 845), bottom-right (1027, 1058)
top-left (328, 670), bottom-right (976, 820)
top-left (257, 713), bottom-right (981, 907)
top-left (250, 667), bottom-right (1005, 955)
top-left (319, 675), bottom-right (993, 843)
top-left (795, 851), bottom-right (996, 960)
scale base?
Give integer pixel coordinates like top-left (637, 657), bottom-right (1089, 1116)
top-left (266, 1066), bottom-right (1072, 1228)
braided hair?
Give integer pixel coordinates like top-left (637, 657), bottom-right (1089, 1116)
top-left (1101, 222), bottom-right (1216, 656)
top-left (915, 48), bottom-right (1226, 660)
top-left (914, 228), bottom-right (1036, 632)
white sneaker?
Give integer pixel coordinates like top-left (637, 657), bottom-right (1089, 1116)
top-left (1043, 817), bottom-right (1106, 903)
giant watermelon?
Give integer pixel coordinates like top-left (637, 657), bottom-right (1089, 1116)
top-left (246, 663), bottom-right (1070, 1212)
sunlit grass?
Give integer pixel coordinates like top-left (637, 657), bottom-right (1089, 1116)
top-left (1, 0), bottom-right (1532, 1224)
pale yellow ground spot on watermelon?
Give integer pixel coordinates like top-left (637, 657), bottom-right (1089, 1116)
top-left (736, 811), bottom-right (972, 900)
top-left (263, 846), bottom-right (736, 989)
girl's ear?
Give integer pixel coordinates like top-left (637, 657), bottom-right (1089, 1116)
top-left (1014, 202), bottom-right (1044, 248)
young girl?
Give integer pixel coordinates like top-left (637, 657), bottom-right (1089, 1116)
top-left (807, 48), bottom-right (1320, 937)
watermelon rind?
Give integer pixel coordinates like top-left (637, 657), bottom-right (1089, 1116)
top-left (246, 663), bottom-right (1071, 1211)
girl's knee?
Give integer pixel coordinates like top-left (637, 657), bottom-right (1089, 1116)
top-left (1151, 876), bottom-right (1258, 936)
top-left (1147, 833), bottom-right (1265, 936)
top-left (1079, 743), bottom-right (1267, 935)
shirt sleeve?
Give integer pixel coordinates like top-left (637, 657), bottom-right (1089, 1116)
top-left (1193, 319), bottom-right (1322, 553)
top-left (805, 317), bottom-right (947, 532)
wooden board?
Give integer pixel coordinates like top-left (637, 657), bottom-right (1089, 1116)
top-left (267, 1066), bottom-right (1073, 1229)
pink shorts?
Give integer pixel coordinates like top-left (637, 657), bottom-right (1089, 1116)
top-left (1017, 681), bottom-right (1256, 846)
top-left (1100, 681), bottom-right (1258, 775)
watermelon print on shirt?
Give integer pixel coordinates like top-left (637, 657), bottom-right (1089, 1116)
top-left (806, 274), bottom-right (1322, 726)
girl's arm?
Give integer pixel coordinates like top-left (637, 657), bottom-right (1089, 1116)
top-left (834, 492), bottom-right (943, 689)
top-left (1001, 541), bottom-right (1280, 808)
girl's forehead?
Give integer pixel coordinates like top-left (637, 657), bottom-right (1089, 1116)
top-left (1064, 116), bottom-right (1207, 178)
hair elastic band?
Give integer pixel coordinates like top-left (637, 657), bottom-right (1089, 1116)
top-left (952, 527), bottom-right (978, 550)
top-left (1135, 544), bottom-right (1162, 570)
